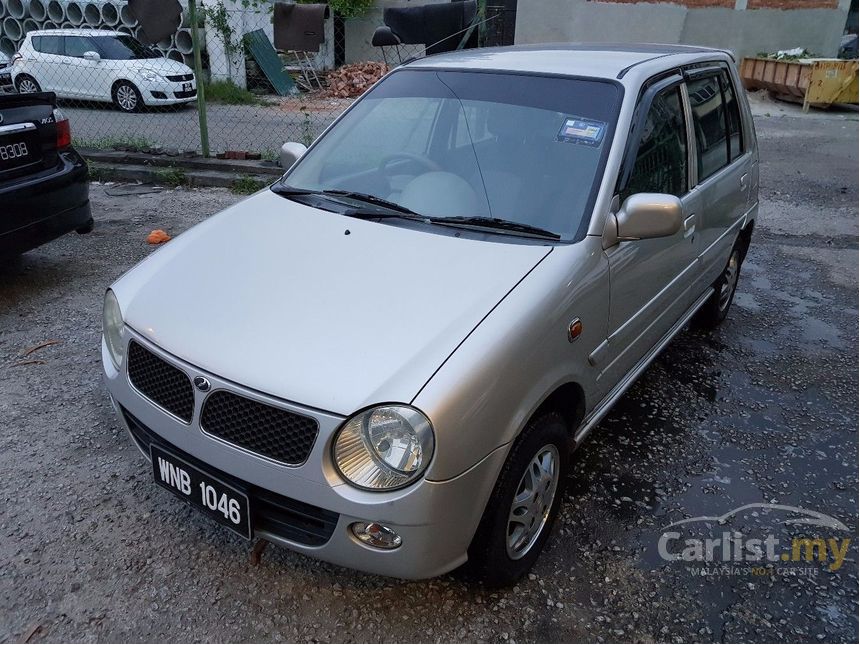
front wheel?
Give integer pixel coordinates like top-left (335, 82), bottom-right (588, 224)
top-left (695, 246), bottom-right (742, 328)
top-left (112, 81), bottom-right (142, 113)
top-left (466, 412), bottom-right (568, 587)
top-left (15, 75), bottom-right (41, 94)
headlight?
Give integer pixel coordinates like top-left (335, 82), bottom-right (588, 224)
top-left (333, 405), bottom-right (434, 491)
top-left (139, 69), bottom-right (162, 82)
top-left (103, 289), bottom-right (125, 368)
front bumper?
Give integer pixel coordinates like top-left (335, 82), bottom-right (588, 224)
top-left (139, 77), bottom-right (197, 106)
top-left (102, 332), bottom-right (507, 579)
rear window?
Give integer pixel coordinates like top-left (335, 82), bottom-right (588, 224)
top-left (32, 35), bottom-right (63, 55)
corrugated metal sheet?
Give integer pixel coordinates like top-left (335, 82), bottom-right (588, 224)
top-left (244, 29), bottom-right (297, 96)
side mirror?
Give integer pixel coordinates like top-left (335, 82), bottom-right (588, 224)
top-left (280, 141), bottom-right (307, 170)
top-left (614, 193), bottom-right (683, 242)
top-left (83, 51), bottom-right (101, 62)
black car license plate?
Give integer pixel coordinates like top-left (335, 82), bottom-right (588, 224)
top-left (182, 82), bottom-right (192, 92)
top-left (150, 444), bottom-right (252, 540)
top-left (0, 133), bottom-right (37, 171)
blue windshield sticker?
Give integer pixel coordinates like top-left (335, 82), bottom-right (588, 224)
top-left (557, 117), bottom-right (607, 147)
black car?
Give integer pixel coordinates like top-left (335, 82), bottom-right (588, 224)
top-left (0, 91), bottom-right (92, 260)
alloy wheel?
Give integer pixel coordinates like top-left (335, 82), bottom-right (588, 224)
top-left (506, 444), bottom-right (560, 560)
top-left (116, 84), bottom-right (138, 112)
top-left (17, 78), bottom-right (38, 93)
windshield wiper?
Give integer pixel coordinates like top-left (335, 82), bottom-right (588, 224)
top-left (432, 216), bottom-right (561, 240)
top-left (272, 185), bottom-right (560, 239)
top-left (271, 185), bottom-right (424, 218)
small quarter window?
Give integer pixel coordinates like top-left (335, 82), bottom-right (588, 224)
top-left (622, 86), bottom-right (688, 201)
top-left (720, 71), bottom-right (744, 161)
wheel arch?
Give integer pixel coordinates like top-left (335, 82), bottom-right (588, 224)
top-left (529, 381), bottom-right (586, 448)
top-left (737, 218), bottom-right (755, 262)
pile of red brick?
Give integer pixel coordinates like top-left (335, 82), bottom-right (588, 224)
top-left (324, 62), bottom-right (389, 98)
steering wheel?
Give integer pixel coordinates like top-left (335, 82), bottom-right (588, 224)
top-left (377, 152), bottom-right (441, 174)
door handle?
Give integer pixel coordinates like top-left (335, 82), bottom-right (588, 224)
top-left (740, 173), bottom-right (749, 190)
top-left (684, 214), bottom-right (696, 239)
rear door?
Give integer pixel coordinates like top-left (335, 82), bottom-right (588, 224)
top-left (600, 76), bottom-right (702, 386)
top-left (30, 35), bottom-right (66, 96)
top-left (684, 66), bottom-right (753, 291)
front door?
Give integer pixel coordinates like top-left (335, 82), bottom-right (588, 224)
top-left (62, 35), bottom-right (104, 100)
top-left (600, 80), bottom-right (702, 387)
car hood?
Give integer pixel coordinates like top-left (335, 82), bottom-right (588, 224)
top-left (134, 58), bottom-right (193, 75)
top-left (112, 190), bottom-right (552, 416)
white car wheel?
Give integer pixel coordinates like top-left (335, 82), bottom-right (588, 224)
top-left (113, 82), bottom-right (142, 113)
top-left (16, 75), bottom-right (41, 94)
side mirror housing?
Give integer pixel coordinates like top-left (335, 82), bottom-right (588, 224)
top-left (83, 51), bottom-right (101, 62)
top-left (280, 141), bottom-right (307, 170)
top-left (613, 193), bottom-right (683, 242)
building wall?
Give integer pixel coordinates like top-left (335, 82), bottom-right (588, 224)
top-left (515, 0), bottom-right (852, 58)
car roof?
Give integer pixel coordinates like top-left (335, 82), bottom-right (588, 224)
top-left (27, 29), bottom-right (124, 37)
top-left (405, 43), bottom-right (733, 81)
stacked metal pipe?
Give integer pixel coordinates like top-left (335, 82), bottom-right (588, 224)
top-left (0, 0), bottom-right (197, 62)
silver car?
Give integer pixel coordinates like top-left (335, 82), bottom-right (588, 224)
top-left (102, 44), bottom-right (758, 585)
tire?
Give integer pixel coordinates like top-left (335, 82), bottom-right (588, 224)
top-left (466, 412), bottom-right (569, 587)
top-left (76, 218), bottom-right (94, 235)
top-left (112, 81), bottom-right (143, 113)
top-left (695, 246), bottom-right (742, 328)
top-left (15, 75), bottom-right (41, 94)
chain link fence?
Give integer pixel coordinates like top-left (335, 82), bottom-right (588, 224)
top-left (0, 0), bottom-right (513, 160)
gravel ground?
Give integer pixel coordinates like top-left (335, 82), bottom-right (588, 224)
top-left (0, 108), bottom-right (857, 643)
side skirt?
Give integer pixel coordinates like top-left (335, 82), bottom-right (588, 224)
top-left (572, 287), bottom-right (715, 447)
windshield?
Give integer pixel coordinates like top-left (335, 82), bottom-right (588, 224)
top-left (92, 35), bottom-right (161, 60)
top-left (283, 69), bottom-right (621, 241)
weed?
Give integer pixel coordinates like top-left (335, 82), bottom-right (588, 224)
top-left (153, 166), bottom-right (189, 188)
top-left (204, 80), bottom-right (267, 105)
top-left (230, 175), bottom-right (267, 195)
top-left (74, 135), bottom-right (155, 152)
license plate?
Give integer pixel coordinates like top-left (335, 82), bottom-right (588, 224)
top-left (0, 135), bottom-right (36, 171)
top-left (150, 444), bottom-right (252, 540)
top-left (182, 82), bottom-right (192, 92)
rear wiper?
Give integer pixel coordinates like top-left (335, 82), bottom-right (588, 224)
top-left (432, 216), bottom-right (561, 240)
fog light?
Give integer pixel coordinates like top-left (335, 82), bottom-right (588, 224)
top-left (350, 522), bottom-right (402, 550)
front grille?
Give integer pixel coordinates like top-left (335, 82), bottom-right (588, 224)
top-left (127, 340), bottom-right (194, 423)
top-left (173, 90), bottom-right (197, 99)
top-left (201, 391), bottom-right (318, 466)
top-left (121, 407), bottom-right (338, 546)
top-left (166, 73), bottom-right (194, 82)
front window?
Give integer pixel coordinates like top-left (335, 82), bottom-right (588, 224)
top-left (283, 70), bottom-right (621, 241)
top-left (91, 35), bottom-right (161, 60)
top-left (622, 86), bottom-right (688, 201)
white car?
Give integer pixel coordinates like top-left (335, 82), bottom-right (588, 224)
top-left (10, 30), bottom-right (197, 112)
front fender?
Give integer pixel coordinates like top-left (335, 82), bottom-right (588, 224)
top-left (414, 237), bottom-right (610, 482)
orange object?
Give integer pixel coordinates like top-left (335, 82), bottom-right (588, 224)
top-left (146, 229), bottom-right (171, 245)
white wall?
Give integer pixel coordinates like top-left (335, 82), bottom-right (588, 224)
top-left (515, 0), bottom-right (850, 58)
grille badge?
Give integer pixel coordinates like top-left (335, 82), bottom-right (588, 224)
top-left (193, 376), bottom-right (211, 392)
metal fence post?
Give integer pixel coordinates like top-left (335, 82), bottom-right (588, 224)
top-left (188, 0), bottom-right (210, 157)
